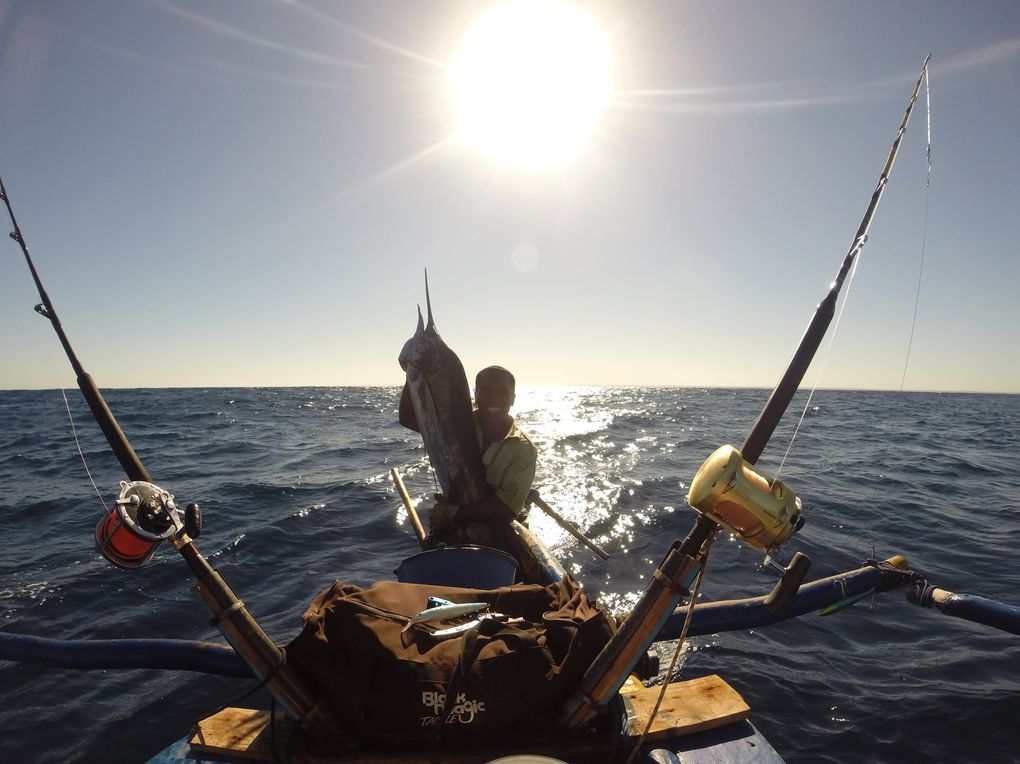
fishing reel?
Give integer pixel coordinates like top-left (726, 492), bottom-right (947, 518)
top-left (687, 445), bottom-right (804, 549)
top-left (687, 445), bottom-right (811, 612)
top-left (95, 480), bottom-right (202, 569)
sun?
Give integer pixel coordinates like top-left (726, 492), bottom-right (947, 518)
top-left (448, 1), bottom-right (611, 170)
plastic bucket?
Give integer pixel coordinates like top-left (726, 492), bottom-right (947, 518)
top-left (395, 545), bottom-right (519, 589)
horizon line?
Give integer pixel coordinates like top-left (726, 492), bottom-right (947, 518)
top-left (2, 384), bottom-right (1017, 396)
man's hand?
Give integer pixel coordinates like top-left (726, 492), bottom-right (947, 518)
top-left (428, 500), bottom-right (460, 531)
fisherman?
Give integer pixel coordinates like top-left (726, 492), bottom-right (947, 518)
top-left (399, 365), bottom-right (537, 550)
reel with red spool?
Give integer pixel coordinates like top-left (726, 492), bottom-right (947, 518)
top-left (95, 480), bottom-right (199, 568)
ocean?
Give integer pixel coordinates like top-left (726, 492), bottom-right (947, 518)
top-left (1, 386), bottom-right (1017, 763)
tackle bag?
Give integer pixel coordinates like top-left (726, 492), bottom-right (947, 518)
top-left (286, 575), bottom-right (615, 744)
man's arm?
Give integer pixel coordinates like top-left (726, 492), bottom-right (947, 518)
top-left (452, 435), bottom-right (537, 523)
top-left (455, 493), bottom-right (515, 523)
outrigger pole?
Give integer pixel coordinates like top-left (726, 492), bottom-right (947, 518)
top-left (0, 175), bottom-right (341, 741)
top-left (562, 55), bottom-right (932, 731)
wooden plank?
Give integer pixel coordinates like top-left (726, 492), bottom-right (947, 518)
top-left (189, 708), bottom-right (282, 761)
top-left (190, 675), bottom-right (750, 761)
top-left (624, 674), bottom-right (751, 740)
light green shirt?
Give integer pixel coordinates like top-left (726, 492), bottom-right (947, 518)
top-left (475, 418), bottom-right (537, 517)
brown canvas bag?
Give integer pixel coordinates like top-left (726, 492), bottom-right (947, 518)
top-left (286, 575), bottom-right (615, 744)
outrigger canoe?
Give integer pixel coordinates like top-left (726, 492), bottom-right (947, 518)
top-left (144, 524), bottom-right (789, 763)
top-left (3, 55), bottom-right (1019, 763)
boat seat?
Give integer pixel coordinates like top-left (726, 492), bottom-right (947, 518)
top-left (395, 545), bottom-right (519, 589)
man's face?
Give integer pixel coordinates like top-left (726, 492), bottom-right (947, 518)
top-left (475, 372), bottom-right (515, 417)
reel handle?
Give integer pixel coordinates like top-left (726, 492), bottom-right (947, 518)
top-left (763, 552), bottom-right (812, 614)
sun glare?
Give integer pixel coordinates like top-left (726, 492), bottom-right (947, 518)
top-left (448, 1), bottom-right (611, 170)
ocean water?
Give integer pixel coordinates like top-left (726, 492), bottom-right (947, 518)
top-left (0, 386), bottom-right (1018, 763)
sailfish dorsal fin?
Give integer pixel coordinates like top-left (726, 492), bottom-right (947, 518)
top-left (424, 269), bottom-right (435, 332)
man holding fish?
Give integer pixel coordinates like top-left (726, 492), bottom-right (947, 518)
top-left (399, 364), bottom-right (537, 549)
top-left (397, 288), bottom-right (544, 581)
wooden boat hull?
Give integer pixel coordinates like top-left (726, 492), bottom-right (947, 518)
top-left (140, 531), bottom-right (786, 762)
top-left (147, 675), bottom-right (782, 763)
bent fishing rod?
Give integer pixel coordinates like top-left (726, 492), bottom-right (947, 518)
top-left (680, 52), bottom-right (933, 601)
top-left (562, 55), bottom-right (931, 730)
top-left (742, 53), bottom-right (932, 465)
top-left (0, 175), bottom-right (341, 740)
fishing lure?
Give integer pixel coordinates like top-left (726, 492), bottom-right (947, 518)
top-left (402, 601), bottom-right (489, 632)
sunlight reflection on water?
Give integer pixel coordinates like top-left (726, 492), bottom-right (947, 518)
top-left (516, 387), bottom-right (625, 551)
top-left (512, 386), bottom-right (691, 608)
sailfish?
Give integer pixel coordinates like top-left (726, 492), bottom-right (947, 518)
top-left (398, 274), bottom-right (488, 506)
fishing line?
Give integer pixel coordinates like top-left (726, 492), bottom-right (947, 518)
top-left (429, 464), bottom-right (440, 496)
top-left (39, 323), bottom-right (110, 515)
top-left (773, 63), bottom-right (933, 485)
top-left (773, 241), bottom-right (865, 483)
top-left (58, 385), bottom-right (111, 516)
top-left (852, 68), bottom-right (934, 527)
top-left (896, 68), bottom-right (933, 393)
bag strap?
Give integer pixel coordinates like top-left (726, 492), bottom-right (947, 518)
top-left (433, 619), bottom-right (537, 741)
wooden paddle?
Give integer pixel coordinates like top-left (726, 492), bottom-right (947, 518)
top-left (526, 489), bottom-right (610, 560)
top-left (390, 468), bottom-right (428, 549)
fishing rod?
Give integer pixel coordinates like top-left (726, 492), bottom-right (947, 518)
top-left (0, 175), bottom-right (341, 741)
top-left (562, 55), bottom-right (932, 731)
top-left (741, 53), bottom-right (932, 465)
top-left (0, 176), bottom-right (149, 483)
top-left (682, 52), bottom-right (932, 589)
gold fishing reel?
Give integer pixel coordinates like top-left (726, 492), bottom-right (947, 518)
top-left (687, 445), bottom-right (804, 550)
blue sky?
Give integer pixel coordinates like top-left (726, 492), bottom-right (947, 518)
top-left (1, 1), bottom-right (1018, 392)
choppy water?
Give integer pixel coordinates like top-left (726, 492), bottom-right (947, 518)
top-left (1, 386), bottom-right (1018, 762)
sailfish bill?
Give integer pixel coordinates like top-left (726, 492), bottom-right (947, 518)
top-left (398, 273), bottom-right (488, 505)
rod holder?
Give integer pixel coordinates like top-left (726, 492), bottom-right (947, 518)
top-left (763, 552), bottom-right (812, 614)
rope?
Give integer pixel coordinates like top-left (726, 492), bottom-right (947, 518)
top-left (624, 537), bottom-right (713, 764)
top-left (189, 648), bottom-right (293, 761)
top-left (864, 556), bottom-right (924, 594)
top-left (911, 580), bottom-right (937, 607)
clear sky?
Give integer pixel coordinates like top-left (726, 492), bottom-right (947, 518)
top-left (1, 1), bottom-right (1018, 393)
